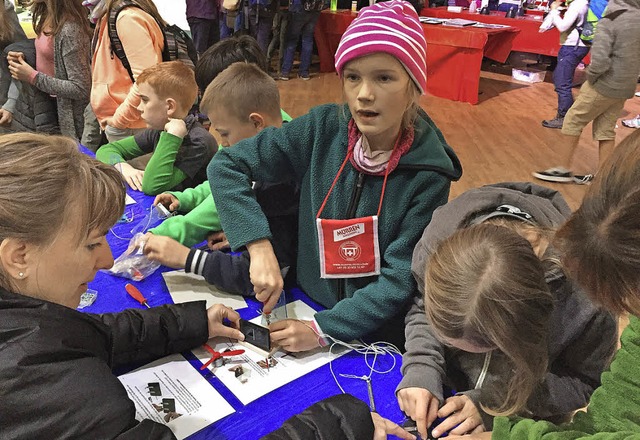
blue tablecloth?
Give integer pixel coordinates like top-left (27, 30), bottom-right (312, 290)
top-left (83, 148), bottom-right (406, 439)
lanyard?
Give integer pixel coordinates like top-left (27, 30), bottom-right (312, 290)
top-left (316, 134), bottom-right (401, 220)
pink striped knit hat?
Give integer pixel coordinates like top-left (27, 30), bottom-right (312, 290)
top-left (334, 0), bottom-right (427, 94)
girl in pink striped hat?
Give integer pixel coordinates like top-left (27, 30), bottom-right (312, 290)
top-left (209, 0), bottom-right (461, 375)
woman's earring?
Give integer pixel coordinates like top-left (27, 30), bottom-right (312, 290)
top-left (18, 272), bottom-right (24, 278)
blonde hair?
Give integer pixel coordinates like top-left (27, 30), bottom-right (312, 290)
top-left (482, 216), bottom-right (555, 262)
top-left (401, 81), bottom-right (421, 131)
top-left (425, 224), bottom-right (553, 416)
top-left (200, 62), bottom-right (281, 123)
top-left (0, 133), bottom-right (125, 290)
top-left (31, 0), bottom-right (92, 37)
top-left (136, 61), bottom-right (198, 114)
top-left (556, 130), bottom-right (640, 315)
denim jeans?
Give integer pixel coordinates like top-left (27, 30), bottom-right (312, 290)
top-left (249, 9), bottom-right (275, 54)
top-left (220, 9), bottom-right (244, 39)
top-left (281, 10), bottom-right (320, 76)
top-left (553, 44), bottom-right (590, 117)
top-left (267, 9), bottom-right (289, 69)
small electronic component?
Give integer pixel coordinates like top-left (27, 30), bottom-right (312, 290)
top-left (77, 289), bottom-right (98, 309)
top-left (239, 319), bottom-right (271, 352)
top-left (155, 203), bottom-right (174, 219)
top-left (261, 290), bottom-right (288, 326)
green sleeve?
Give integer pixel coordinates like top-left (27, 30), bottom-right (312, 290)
top-left (95, 136), bottom-right (145, 165)
top-left (493, 417), bottom-right (640, 440)
top-left (171, 181), bottom-right (212, 212)
top-left (141, 132), bottom-right (188, 195)
top-left (493, 316), bottom-right (640, 440)
top-left (148, 194), bottom-right (221, 247)
top-left (281, 109), bottom-right (292, 122)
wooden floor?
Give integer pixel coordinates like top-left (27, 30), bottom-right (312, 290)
top-left (277, 66), bottom-right (640, 211)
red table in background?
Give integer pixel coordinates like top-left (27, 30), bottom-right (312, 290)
top-left (314, 10), bottom-right (520, 104)
top-left (420, 7), bottom-right (560, 56)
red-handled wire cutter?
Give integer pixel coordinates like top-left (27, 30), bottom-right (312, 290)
top-left (200, 344), bottom-right (245, 370)
top-left (125, 283), bottom-right (151, 308)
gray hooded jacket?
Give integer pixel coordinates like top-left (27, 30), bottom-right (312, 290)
top-left (398, 182), bottom-right (618, 430)
top-left (587, 0), bottom-right (640, 99)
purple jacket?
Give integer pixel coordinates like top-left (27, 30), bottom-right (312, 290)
top-left (186, 0), bottom-right (218, 19)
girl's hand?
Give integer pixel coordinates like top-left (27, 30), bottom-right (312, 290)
top-left (116, 162), bottom-right (145, 191)
top-left (433, 395), bottom-right (484, 438)
top-left (371, 412), bottom-right (416, 440)
top-left (269, 319), bottom-right (319, 352)
top-left (397, 387), bottom-right (440, 439)
top-left (7, 53), bottom-right (35, 83)
top-left (206, 304), bottom-right (244, 340)
top-left (154, 193), bottom-right (180, 211)
top-left (247, 239), bottom-right (283, 313)
top-left (142, 233), bottom-right (189, 269)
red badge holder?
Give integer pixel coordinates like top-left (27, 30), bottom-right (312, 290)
top-left (315, 151), bottom-right (391, 279)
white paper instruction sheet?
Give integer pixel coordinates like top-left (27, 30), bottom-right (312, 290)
top-left (162, 270), bottom-right (247, 310)
top-left (193, 300), bottom-right (350, 405)
top-left (118, 354), bottom-right (234, 439)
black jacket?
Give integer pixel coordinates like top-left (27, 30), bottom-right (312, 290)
top-left (262, 394), bottom-right (374, 439)
top-left (0, 288), bottom-right (209, 439)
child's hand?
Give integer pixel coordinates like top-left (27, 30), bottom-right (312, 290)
top-left (207, 231), bottom-right (230, 251)
top-left (246, 239), bottom-right (283, 313)
top-left (6, 51), bottom-right (23, 63)
top-left (0, 109), bottom-right (13, 126)
top-left (165, 118), bottom-right (188, 138)
top-left (397, 387), bottom-right (440, 439)
top-left (433, 395), bottom-right (484, 438)
top-left (269, 319), bottom-right (319, 352)
top-left (142, 233), bottom-right (189, 269)
top-left (550, 1), bottom-right (561, 9)
top-left (8, 53), bottom-right (35, 83)
top-left (371, 412), bottom-right (416, 440)
top-left (116, 162), bottom-right (144, 191)
top-left (154, 193), bottom-right (180, 211)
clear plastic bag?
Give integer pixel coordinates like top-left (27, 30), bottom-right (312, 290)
top-left (108, 233), bottom-right (160, 281)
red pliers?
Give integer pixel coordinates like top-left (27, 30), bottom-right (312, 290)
top-left (200, 344), bottom-right (245, 370)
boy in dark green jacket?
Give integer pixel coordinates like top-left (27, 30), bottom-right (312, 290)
top-left (144, 62), bottom-right (299, 297)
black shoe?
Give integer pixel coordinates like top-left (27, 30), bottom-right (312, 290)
top-left (532, 167), bottom-right (573, 183)
top-left (542, 116), bottom-right (564, 129)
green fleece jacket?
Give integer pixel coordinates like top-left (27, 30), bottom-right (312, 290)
top-left (493, 315), bottom-right (640, 439)
top-left (208, 104), bottom-right (462, 342)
